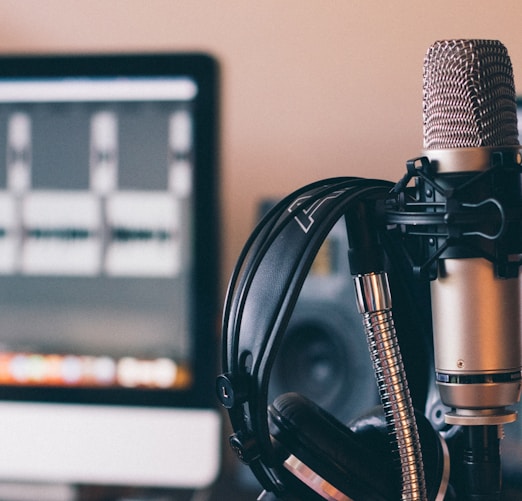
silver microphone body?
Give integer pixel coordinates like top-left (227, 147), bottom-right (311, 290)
top-left (422, 40), bottom-right (522, 426)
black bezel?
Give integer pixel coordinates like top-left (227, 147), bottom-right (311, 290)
top-left (0, 52), bottom-right (219, 409)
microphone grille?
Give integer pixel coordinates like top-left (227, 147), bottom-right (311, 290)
top-left (423, 39), bottom-right (519, 149)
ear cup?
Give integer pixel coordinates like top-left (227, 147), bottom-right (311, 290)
top-left (268, 393), bottom-right (399, 501)
top-left (269, 393), bottom-right (451, 501)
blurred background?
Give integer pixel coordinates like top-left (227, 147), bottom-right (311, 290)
top-left (2, 0), bottom-right (520, 284)
top-left (0, 1), bottom-right (522, 500)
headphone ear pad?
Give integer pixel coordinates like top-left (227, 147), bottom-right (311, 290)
top-left (268, 392), bottom-right (399, 501)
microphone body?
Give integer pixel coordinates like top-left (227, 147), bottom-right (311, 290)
top-left (422, 39), bottom-right (522, 426)
top-left (425, 148), bottom-right (522, 425)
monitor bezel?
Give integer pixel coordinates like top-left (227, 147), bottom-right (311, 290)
top-left (0, 52), bottom-right (220, 410)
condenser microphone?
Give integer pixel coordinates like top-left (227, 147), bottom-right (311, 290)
top-left (421, 39), bottom-right (522, 427)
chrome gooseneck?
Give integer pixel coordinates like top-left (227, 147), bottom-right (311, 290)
top-left (354, 271), bottom-right (427, 501)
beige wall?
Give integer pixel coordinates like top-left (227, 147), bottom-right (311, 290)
top-left (1, 0), bottom-right (521, 288)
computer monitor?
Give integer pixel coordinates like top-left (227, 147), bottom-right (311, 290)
top-left (0, 53), bottom-right (221, 489)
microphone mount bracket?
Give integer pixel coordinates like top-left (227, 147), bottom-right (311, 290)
top-left (385, 154), bottom-right (522, 280)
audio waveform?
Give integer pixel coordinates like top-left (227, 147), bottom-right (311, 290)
top-left (26, 228), bottom-right (93, 240)
top-left (111, 227), bottom-right (172, 242)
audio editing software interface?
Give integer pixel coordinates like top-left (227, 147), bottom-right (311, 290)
top-left (0, 78), bottom-right (196, 392)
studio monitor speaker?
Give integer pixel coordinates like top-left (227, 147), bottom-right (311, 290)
top-left (267, 217), bottom-right (379, 424)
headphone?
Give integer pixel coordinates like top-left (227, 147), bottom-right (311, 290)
top-left (216, 177), bottom-right (450, 500)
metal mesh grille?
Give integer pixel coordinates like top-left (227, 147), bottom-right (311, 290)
top-left (423, 39), bottom-right (519, 149)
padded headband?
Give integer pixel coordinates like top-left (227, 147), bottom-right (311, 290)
top-left (218, 176), bottom-right (394, 493)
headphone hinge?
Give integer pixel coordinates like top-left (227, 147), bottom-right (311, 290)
top-left (216, 372), bottom-right (250, 409)
top-left (229, 430), bottom-right (261, 465)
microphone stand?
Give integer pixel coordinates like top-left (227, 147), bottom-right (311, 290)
top-left (462, 425), bottom-right (502, 500)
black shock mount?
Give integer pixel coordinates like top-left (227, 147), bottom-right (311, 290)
top-left (384, 152), bottom-right (522, 281)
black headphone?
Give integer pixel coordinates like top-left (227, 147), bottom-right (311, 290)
top-left (216, 177), bottom-right (450, 500)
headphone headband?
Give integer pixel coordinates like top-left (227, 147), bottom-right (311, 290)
top-left (217, 177), bottom-right (393, 493)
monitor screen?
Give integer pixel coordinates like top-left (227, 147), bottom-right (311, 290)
top-left (0, 53), bottom-right (221, 489)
